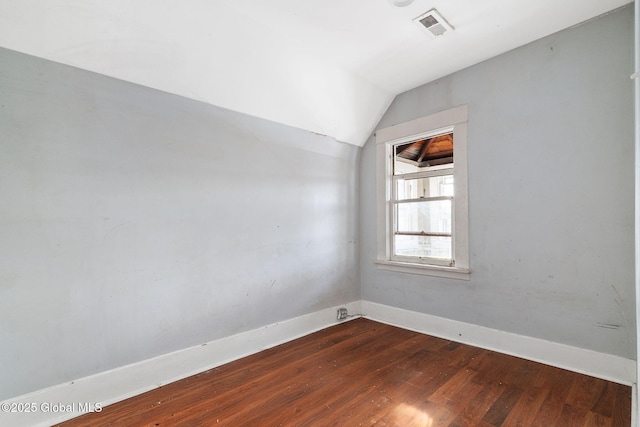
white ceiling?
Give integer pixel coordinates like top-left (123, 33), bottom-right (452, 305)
top-left (0, 0), bottom-right (631, 146)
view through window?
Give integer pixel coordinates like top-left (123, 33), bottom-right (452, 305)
top-left (375, 104), bottom-right (468, 279)
top-left (392, 132), bottom-right (454, 265)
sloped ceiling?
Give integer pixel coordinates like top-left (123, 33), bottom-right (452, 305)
top-left (0, 0), bottom-right (632, 146)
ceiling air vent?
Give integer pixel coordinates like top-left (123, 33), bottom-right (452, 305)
top-left (413, 9), bottom-right (453, 38)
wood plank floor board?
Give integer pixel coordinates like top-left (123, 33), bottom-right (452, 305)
top-left (557, 403), bottom-right (589, 427)
top-left (529, 368), bottom-right (577, 426)
top-left (612, 383), bottom-right (632, 427)
top-left (500, 367), bottom-right (553, 426)
top-left (287, 341), bottom-right (444, 425)
top-left (448, 381), bottom-right (505, 426)
top-left (566, 376), bottom-right (607, 413)
top-left (192, 323), bottom-right (394, 424)
top-left (57, 318), bottom-right (631, 427)
top-left (193, 321), bottom-right (413, 426)
top-left (592, 382), bottom-right (617, 419)
top-left (481, 385), bottom-right (524, 426)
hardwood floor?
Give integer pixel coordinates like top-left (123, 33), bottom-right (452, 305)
top-left (58, 318), bottom-right (631, 426)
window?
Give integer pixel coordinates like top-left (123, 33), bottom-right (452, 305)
top-left (393, 134), bottom-right (454, 264)
top-left (375, 105), bottom-right (469, 280)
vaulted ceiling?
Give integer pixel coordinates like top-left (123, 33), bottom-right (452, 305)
top-left (0, 0), bottom-right (631, 146)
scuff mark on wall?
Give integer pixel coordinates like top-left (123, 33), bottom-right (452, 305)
top-left (609, 284), bottom-right (629, 329)
top-left (594, 322), bottom-right (621, 330)
top-left (101, 221), bottom-right (132, 243)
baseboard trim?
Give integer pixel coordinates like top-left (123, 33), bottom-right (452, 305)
top-left (0, 301), bottom-right (362, 427)
top-left (2, 299), bottom-right (634, 426)
top-left (361, 300), bottom-right (636, 386)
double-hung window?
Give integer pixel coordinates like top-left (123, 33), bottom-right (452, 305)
top-left (375, 105), bottom-right (469, 280)
top-left (392, 134), bottom-right (454, 264)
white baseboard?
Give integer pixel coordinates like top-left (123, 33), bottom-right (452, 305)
top-left (0, 301), bottom-right (362, 427)
top-left (361, 300), bottom-right (636, 386)
top-left (2, 299), bottom-right (634, 427)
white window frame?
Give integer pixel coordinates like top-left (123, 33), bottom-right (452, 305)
top-left (375, 105), bottom-right (469, 280)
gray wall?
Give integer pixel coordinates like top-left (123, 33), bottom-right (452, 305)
top-left (0, 48), bottom-right (360, 400)
top-left (360, 5), bottom-right (635, 359)
top-left (0, 3), bottom-right (635, 403)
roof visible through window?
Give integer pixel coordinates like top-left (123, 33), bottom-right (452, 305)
top-left (394, 132), bottom-right (453, 171)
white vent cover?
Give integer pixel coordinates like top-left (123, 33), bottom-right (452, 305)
top-left (413, 9), bottom-right (453, 38)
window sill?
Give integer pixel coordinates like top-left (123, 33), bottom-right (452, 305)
top-left (375, 260), bottom-right (470, 280)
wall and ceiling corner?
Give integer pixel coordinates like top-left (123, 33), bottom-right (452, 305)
top-left (0, 3), bottom-right (638, 427)
top-left (360, 0), bottom-right (635, 394)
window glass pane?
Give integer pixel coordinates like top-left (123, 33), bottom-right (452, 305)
top-left (395, 175), bottom-right (453, 200)
top-left (393, 132), bottom-right (453, 175)
top-left (396, 200), bottom-right (451, 234)
top-left (394, 235), bottom-right (452, 259)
